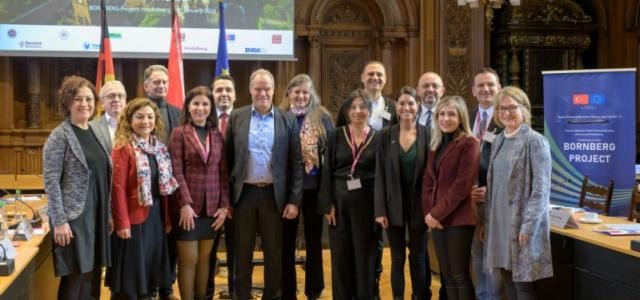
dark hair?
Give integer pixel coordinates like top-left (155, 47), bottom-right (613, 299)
top-left (335, 89), bottom-right (372, 127)
top-left (57, 75), bottom-right (98, 119)
top-left (181, 86), bottom-right (217, 128)
top-left (398, 86), bottom-right (418, 100)
top-left (472, 67), bottom-right (501, 85)
top-left (212, 74), bottom-right (235, 86)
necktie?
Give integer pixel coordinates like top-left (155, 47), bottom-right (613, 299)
top-left (425, 110), bottom-right (432, 128)
top-left (478, 111), bottom-right (488, 139)
top-left (219, 112), bottom-right (229, 137)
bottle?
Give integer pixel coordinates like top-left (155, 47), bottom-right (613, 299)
top-left (0, 200), bottom-right (6, 240)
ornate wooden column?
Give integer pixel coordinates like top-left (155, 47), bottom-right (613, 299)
top-left (27, 60), bottom-right (42, 129)
top-left (308, 34), bottom-right (321, 86)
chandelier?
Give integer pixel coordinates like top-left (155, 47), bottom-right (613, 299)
top-left (457, 0), bottom-right (521, 9)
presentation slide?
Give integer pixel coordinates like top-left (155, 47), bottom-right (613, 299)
top-left (0, 0), bottom-right (294, 60)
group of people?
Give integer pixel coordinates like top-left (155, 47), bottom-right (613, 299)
top-left (42, 61), bottom-right (553, 300)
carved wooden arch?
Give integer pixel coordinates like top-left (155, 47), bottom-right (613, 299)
top-left (295, 0), bottom-right (419, 117)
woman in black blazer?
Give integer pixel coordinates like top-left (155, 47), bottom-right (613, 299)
top-left (375, 87), bottom-right (431, 299)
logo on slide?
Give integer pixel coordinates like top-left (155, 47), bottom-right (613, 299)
top-left (572, 94), bottom-right (589, 105)
top-left (590, 93), bottom-right (606, 105)
top-left (7, 29), bottom-right (16, 38)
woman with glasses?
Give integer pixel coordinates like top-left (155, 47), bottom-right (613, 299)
top-left (483, 86), bottom-right (552, 300)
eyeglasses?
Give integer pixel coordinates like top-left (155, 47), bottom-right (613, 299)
top-left (103, 93), bottom-right (126, 100)
top-left (498, 105), bottom-right (520, 114)
top-left (420, 83), bottom-right (442, 89)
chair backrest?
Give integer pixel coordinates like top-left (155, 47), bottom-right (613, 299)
top-left (578, 175), bottom-right (614, 215)
top-left (629, 183), bottom-right (640, 222)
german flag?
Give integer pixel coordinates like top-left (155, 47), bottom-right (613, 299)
top-left (96, 0), bottom-right (115, 91)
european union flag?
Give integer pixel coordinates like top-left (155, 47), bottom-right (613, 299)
top-left (215, 0), bottom-right (230, 76)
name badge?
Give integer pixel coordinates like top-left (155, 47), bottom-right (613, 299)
top-left (346, 177), bottom-right (362, 190)
top-left (483, 132), bottom-right (497, 143)
top-left (379, 110), bottom-right (392, 121)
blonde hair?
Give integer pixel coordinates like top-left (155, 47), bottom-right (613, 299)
top-left (279, 74), bottom-right (331, 141)
top-left (492, 86), bottom-right (532, 127)
top-left (430, 95), bottom-right (473, 151)
top-left (114, 98), bottom-right (165, 148)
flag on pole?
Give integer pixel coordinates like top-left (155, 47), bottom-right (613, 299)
top-left (215, 0), bottom-right (230, 76)
top-left (96, 0), bottom-right (115, 91)
top-left (167, 0), bottom-right (185, 108)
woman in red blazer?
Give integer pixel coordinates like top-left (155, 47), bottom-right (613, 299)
top-left (107, 98), bottom-right (179, 299)
top-left (422, 96), bottom-right (479, 300)
top-left (168, 86), bottom-right (230, 300)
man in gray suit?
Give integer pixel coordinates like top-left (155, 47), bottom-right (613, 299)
top-left (91, 80), bottom-right (126, 152)
top-left (225, 68), bottom-right (303, 300)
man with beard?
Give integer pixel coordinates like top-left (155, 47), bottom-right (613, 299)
top-left (416, 72), bottom-right (445, 128)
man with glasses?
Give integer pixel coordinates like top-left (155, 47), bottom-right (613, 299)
top-left (92, 80), bottom-right (126, 152)
top-left (469, 67), bottom-right (503, 300)
top-left (416, 72), bottom-right (446, 128)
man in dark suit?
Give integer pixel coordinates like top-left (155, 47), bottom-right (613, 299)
top-left (207, 74), bottom-right (237, 300)
top-left (92, 80), bottom-right (126, 152)
top-left (469, 67), bottom-right (503, 300)
top-left (143, 64), bottom-right (181, 142)
top-left (416, 72), bottom-right (446, 128)
top-left (225, 68), bottom-right (303, 300)
top-left (143, 64), bottom-right (180, 300)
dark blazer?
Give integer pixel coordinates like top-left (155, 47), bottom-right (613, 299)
top-left (90, 114), bottom-right (114, 153)
top-left (375, 124), bottom-right (430, 227)
top-left (151, 98), bottom-right (181, 142)
top-left (169, 124), bottom-right (230, 217)
top-left (335, 95), bottom-right (398, 127)
top-left (111, 143), bottom-right (170, 231)
top-left (422, 136), bottom-right (479, 227)
top-left (224, 105), bottom-right (304, 211)
top-left (470, 109), bottom-right (502, 187)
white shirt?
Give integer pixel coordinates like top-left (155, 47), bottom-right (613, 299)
top-left (104, 113), bottom-right (117, 141)
top-left (418, 104), bottom-right (435, 128)
top-left (368, 96), bottom-right (386, 131)
top-left (472, 106), bottom-right (495, 137)
top-left (217, 107), bottom-right (233, 118)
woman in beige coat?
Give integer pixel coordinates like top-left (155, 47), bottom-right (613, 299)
top-left (484, 86), bottom-right (553, 300)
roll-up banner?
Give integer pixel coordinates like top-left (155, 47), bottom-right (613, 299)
top-left (543, 68), bottom-right (636, 215)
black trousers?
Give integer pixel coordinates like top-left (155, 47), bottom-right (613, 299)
top-left (233, 184), bottom-right (283, 300)
top-left (58, 268), bottom-right (102, 300)
top-left (387, 225), bottom-right (431, 299)
top-left (432, 226), bottom-right (475, 300)
top-left (500, 269), bottom-right (537, 300)
top-left (329, 185), bottom-right (378, 300)
top-left (282, 189), bottom-right (325, 299)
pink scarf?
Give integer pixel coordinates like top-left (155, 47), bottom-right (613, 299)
top-left (131, 134), bottom-right (178, 206)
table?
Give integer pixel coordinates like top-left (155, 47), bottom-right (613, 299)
top-left (540, 215), bottom-right (640, 300)
top-left (0, 175), bottom-right (44, 194)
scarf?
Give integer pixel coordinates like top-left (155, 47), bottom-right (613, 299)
top-left (131, 134), bottom-right (178, 206)
top-left (299, 115), bottom-right (321, 174)
top-left (290, 106), bottom-right (308, 117)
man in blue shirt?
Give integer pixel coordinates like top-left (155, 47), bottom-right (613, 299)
top-left (225, 69), bottom-right (304, 300)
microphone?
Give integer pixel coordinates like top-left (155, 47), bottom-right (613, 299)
top-left (0, 187), bottom-right (43, 229)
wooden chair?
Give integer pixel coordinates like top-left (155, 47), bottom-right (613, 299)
top-left (628, 183), bottom-right (640, 222)
top-left (578, 175), bottom-right (614, 215)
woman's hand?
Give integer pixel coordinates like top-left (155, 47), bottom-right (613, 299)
top-left (424, 213), bottom-right (443, 230)
top-left (117, 228), bottom-right (131, 239)
top-left (518, 233), bottom-right (529, 246)
top-left (375, 216), bottom-right (389, 229)
top-left (470, 185), bottom-right (487, 203)
top-left (53, 223), bottom-right (74, 246)
top-left (179, 204), bottom-right (198, 231)
top-left (325, 205), bottom-right (336, 226)
top-left (211, 208), bottom-right (228, 231)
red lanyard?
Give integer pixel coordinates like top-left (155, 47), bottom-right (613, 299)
top-left (191, 127), bottom-right (210, 158)
top-left (346, 125), bottom-right (372, 176)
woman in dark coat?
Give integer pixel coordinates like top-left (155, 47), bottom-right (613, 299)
top-left (319, 89), bottom-right (380, 300)
top-left (422, 96), bottom-right (479, 300)
top-left (278, 74), bottom-right (334, 300)
top-left (43, 75), bottom-right (112, 300)
top-left (375, 86), bottom-right (431, 299)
